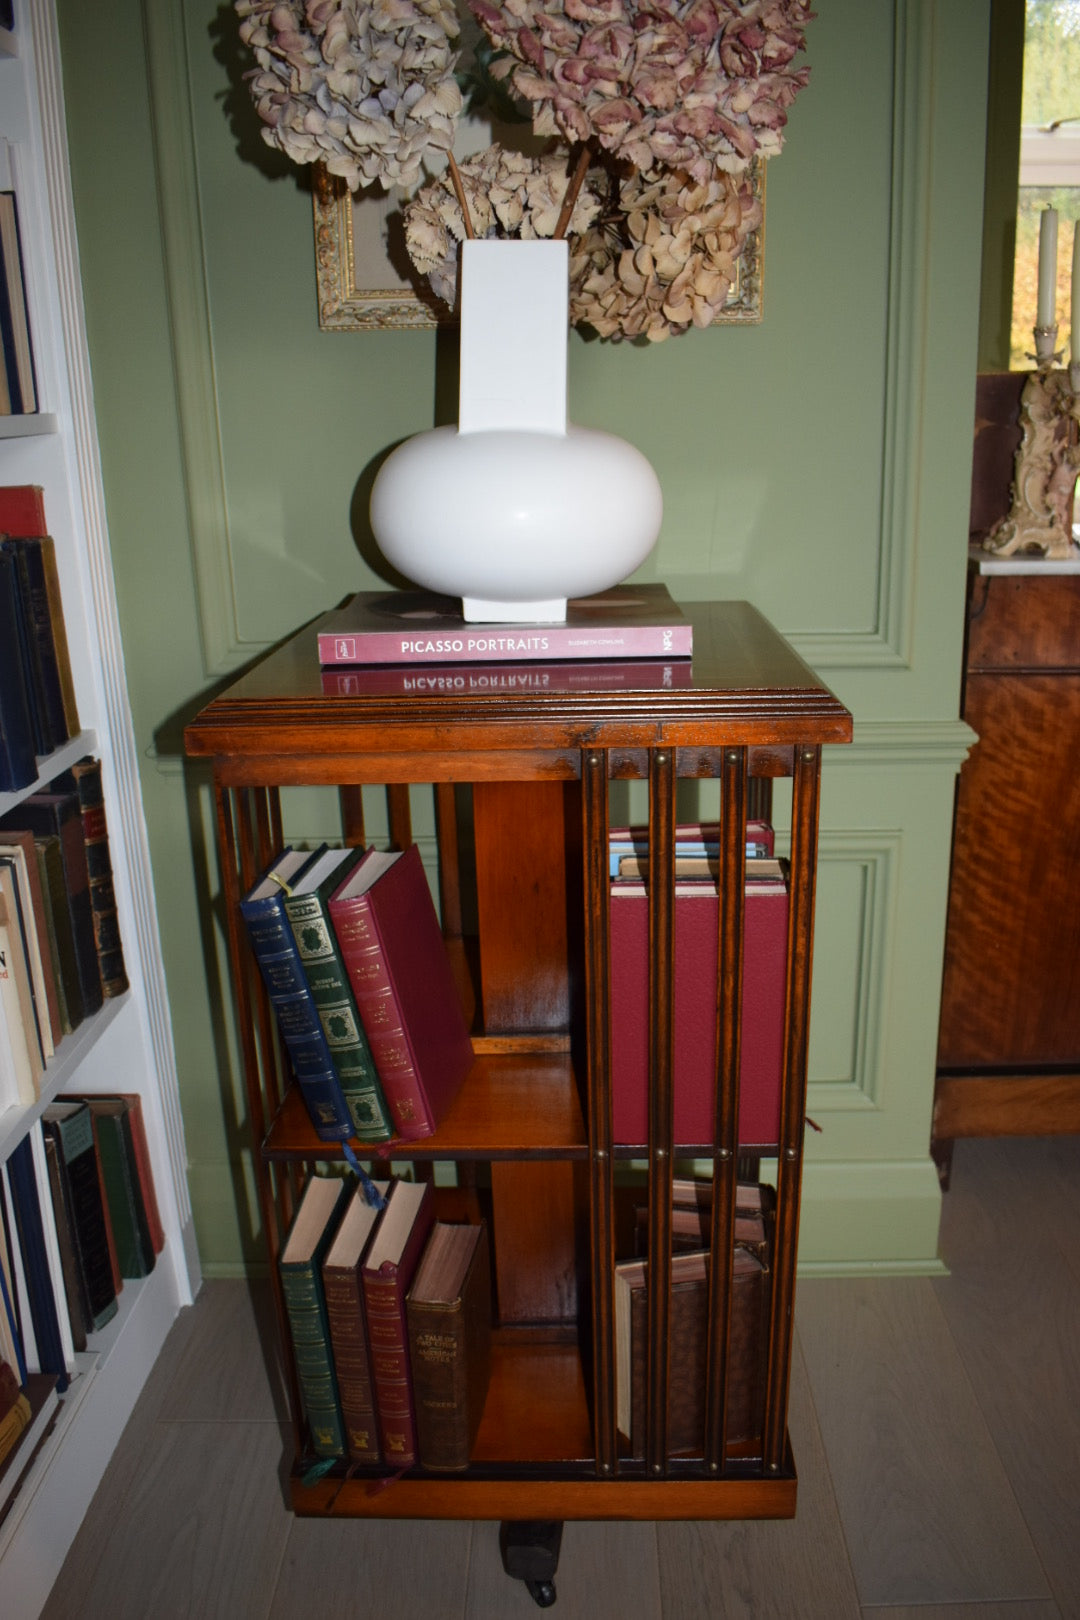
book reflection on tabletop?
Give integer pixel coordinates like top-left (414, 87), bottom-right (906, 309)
top-left (322, 660), bottom-right (694, 697)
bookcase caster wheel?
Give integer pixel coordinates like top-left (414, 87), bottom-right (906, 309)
top-left (499, 1520), bottom-right (563, 1607)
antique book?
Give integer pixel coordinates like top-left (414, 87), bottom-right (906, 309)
top-left (614, 1245), bottom-right (769, 1457)
top-left (361, 1177), bottom-right (435, 1469)
top-left (0, 192), bottom-right (37, 413)
top-left (283, 848), bottom-right (393, 1144)
top-left (54, 757), bottom-right (128, 997)
top-left (0, 849), bottom-right (53, 1063)
top-left (44, 1130), bottom-right (89, 1350)
top-left (321, 1178), bottom-right (390, 1466)
top-left (0, 546), bottom-right (36, 793)
top-left (315, 585), bottom-right (693, 667)
top-left (632, 1180), bottom-right (774, 1259)
top-left (609, 871), bottom-right (789, 1148)
top-left (69, 1097), bottom-right (155, 1279)
top-left (102, 1093), bottom-right (164, 1254)
top-left (607, 820), bottom-right (775, 879)
top-left (329, 844), bottom-right (474, 1141)
top-left (6, 1135), bottom-right (68, 1390)
top-left (406, 1220), bottom-right (492, 1472)
top-left (0, 830), bottom-right (62, 1048)
top-left (40, 1101), bottom-right (117, 1332)
top-left (0, 487), bottom-right (79, 735)
top-left (321, 658), bottom-right (695, 697)
top-left (0, 875), bottom-right (42, 1100)
top-left (34, 832), bottom-right (80, 1032)
top-left (0, 787), bottom-right (103, 1020)
top-left (1, 538), bottom-right (69, 755)
top-left (241, 846), bottom-right (362, 1146)
top-left (279, 1173), bottom-right (351, 1460)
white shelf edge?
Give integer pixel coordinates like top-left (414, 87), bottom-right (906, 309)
top-left (0, 727), bottom-right (99, 819)
top-left (0, 412), bottom-right (58, 437)
top-left (969, 542), bottom-right (1080, 575)
top-left (0, 994), bottom-right (127, 1161)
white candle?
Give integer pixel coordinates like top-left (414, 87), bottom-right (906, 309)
top-left (1071, 221), bottom-right (1080, 364)
top-left (1037, 205), bottom-right (1058, 328)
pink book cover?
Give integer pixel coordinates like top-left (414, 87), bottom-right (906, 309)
top-left (609, 876), bottom-right (789, 1149)
top-left (321, 658), bottom-right (694, 697)
top-left (330, 844), bottom-right (474, 1141)
top-left (315, 586), bottom-right (693, 666)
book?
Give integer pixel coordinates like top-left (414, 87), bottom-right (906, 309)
top-left (43, 1130), bottom-right (89, 1350)
top-left (282, 848), bottom-right (393, 1144)
top-left (69, 1097), bottom-right (155, 1279)
top-left (632, 1180), bottom-right (774, 1258)
top-left (6, 1135), bottom-right (69, 1389)
top-left (279, 1173), bottom-right (351, 1459)
top-left (101, 1093), bottom-right (164, 1254)
top-left (34, 832), bottom-right (81, 1032)
top-left (0, 546), bottom-right (37, 793)
top-left (321, 1178), bottom-right (390, 1466)
top-left (320, 658), bottom-right (696, 697)
top-left (614, 854), bottom-right (785, 883)
top-left (0, 830), bottom-right (62, 1048)
top-left (55, 757), bottom-right (128, 996)
top-left (0, 875), bottom-right (42, 1101)
top-left (40, 1101), bottom-right (118, 1332)
top-left (0, 1197), bottom-right (25, 1379)
top-left (0, 846), bottom-right (54, 1062)
top-left (614, 1244), bottom-right (768, 1457)
top-left (0, 1372), bottom-right (59, 1504)
top-left (240, 846), bottom-right (363, 1146)
top-left (609, 871), bottom-right (789, 1148)
top-left (315, 585), bottom-right (693, 667)
top-left (406, 1220), bottom-right (492, 1471)
top-left (328, 844), bottom-right (474, 1142)
top-left (361, 1177), bottom-right (435, 1469)
top-left (1, 538), bottom-right (69, 757)
top-left (0, 191), bottom-right (36, 413)
top-left (607, 819), bottom-right (775, 879)
top-left (0, 787), bottom-right (103, 1020)
top-left (0, 488), bottom-right (79, 737)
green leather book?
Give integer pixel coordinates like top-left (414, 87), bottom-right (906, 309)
top-left (283, 847), bottom-right (393, 1144)
top-left (280, 1174), bottom-right (351, 1460)
top-left (72, 1097), bottom-right (155, 1279)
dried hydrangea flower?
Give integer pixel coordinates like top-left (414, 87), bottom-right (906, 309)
top-left (469, 0), bottom-right (812, 182)
top-left (236, 0), bottom-right (463, 193)
top-left (404, 146), bottom-right (604, 306)
top-left (569, 164), bottom-right (761, 340)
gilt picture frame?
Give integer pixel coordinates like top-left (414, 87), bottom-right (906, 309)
top-left (312, 158), bottom-right (765, 333)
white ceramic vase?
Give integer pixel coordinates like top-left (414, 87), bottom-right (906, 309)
top-left (369, 238), bottom-right (663, 624)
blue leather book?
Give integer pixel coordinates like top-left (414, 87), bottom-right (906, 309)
top-left (241, 846), bottom-right (359, 1145)
top-left (0, 548), bottom-right (37, 792)
top-left (6, 1136), bottom-right (68, 1391)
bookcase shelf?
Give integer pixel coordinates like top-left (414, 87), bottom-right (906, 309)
top-left (185, 595), bottom-right (851, 1595)
top-left (1, 6), bottom-right (196, 1614)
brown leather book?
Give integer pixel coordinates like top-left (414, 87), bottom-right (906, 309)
top-left (406, 1221), bottom-right (492, 1472)
top-left (361, 1178), bottom-right (435, 1469)
top-left (321, 1180), bottom-right (389, 1466)
top-left (615, 1245), bottom-right (768, 1457)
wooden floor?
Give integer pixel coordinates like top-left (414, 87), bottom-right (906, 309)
top-left (39, 1136), bottom-right (1080, 1620)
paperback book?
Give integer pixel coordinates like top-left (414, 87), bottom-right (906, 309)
top-left (315, 585), bottom-right (693, 667)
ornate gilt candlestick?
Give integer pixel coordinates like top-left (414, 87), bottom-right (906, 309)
top-left (984, 322), bottom-right (1080, 560)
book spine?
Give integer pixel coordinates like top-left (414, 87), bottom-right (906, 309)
top-left (68, 758), bottom-right (128, 996)
top-left (331, 894), bottom-right (432, 1141)
top-left (115, 1096), bottom-right (165, 1254)
top-left (280, 1262), bottom-right (345, 1459)
top-left (84, 1109), bottom-right (150, 1279)
top-left (322, 1265), bottom-right (382, 1465)
top-left (6, 1136), bottom-right (68, 1390)
top-left (0, 549), bottom-right (38, 791)
top-left (43, 1133), bottom-right (89, 1350)
top-left (34, 835), bottom-right (80, 1030)
top-left (0, 886), bottom-right (40, 1103)
top-left (284, 890), bottom-right (393, 1144)
top-left (8, 541), bottom-right (68, 749)
top-left (363, 1265), bottom-right (419, 1468)
top-left (241, 897), bottom-right (356, 1144)
top-left (2, 540), bottom-right (56, 756)
top-left (0, 193), bottom-right (37, 412)
top-left (407, 1297), bottom-right (469, 1470)
top-left (54, 801), bottom-right (103, 1018)
top-left (317, 621), bottom-right (694, 666)
top-left (43, 1112), bottom-right (117, 1332)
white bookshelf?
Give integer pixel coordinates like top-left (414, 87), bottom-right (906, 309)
top-left (0, 4), bottom-right (198, 1615)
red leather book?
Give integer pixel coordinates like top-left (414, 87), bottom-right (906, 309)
top-left (610, 875), bottom-right (788, 1149)
top-left (329, 844), bottom-right (474, 1142)
top-left (360, 1178), bottom-right (435, 1470)
top-left (321, 1179), bottom-right (389, 1466)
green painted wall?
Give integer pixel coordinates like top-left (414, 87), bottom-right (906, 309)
top-left (56, 0), bottom-right (990, 1274)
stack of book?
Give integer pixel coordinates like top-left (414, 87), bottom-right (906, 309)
top-left (615, 1177), bottom-right (774, 1458)
top-left (0, 760), bottom-right (129, 1109)
top-left (241, 841), bottom-right (474, 1147)
top-left (608, 820), bottom-right (789, 1149)
top-left (0, 1094), bottom-right (162, 1399)
top-left (280, 1171), bottom-right (492, 1473)
top-left (0, 484), bottom-right (80, 791)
